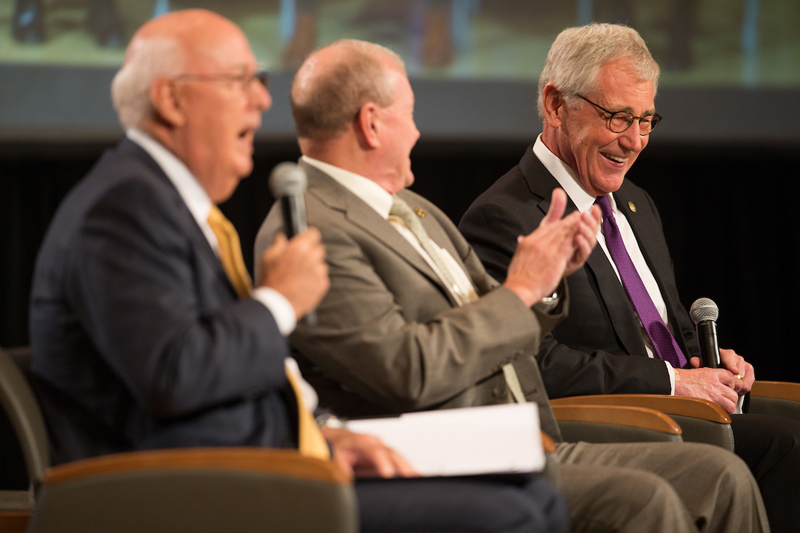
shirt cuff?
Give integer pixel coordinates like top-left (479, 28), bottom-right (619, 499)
top-left (665, 361), bottom-right (676, 395)
top-left (252, 287), bottom-right (297, 336)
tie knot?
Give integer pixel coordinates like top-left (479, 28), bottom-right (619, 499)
top-left (207, 205), bottom-right (231, 228)
top-left (594, 195), bottom-right (615, 220)
top-left (390, 196), bottom-right (413, 218)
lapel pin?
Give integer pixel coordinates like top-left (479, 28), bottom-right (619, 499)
top-left (413, 207), bottom-right (427, 218)
top-left (627, 201), bottom-right (636, 213)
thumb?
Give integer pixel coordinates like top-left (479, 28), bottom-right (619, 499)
top-left (542, 188), bottom-right (568, 226)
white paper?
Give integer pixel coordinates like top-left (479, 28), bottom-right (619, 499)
top-left (346, 403), bottom-right (544, 477)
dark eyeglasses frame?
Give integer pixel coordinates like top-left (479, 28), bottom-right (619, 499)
top-left (576, 94), bottom-right (661, 136)
top-left (173, 70), bottom-right (270, 93)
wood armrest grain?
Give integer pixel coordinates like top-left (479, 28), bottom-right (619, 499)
top-left (42, 448), bottom-right (351, 486)
top-left (551, 394), bottom-right (731, 423)
top-left (552, 405), bottom-right (681, 434)
top-left (750, 381), bottom-right (800, 402)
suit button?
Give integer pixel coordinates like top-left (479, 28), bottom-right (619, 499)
top-left (492, 386), bottom-right (505, 398)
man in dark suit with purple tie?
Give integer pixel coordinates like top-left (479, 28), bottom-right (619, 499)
top-left (460, 22), bottom-right (800, 532)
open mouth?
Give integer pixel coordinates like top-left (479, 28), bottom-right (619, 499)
top-left (601, 152), bottom-right (626, 165)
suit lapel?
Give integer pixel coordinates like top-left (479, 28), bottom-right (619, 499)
top-left (123, 139), bottom-right (238, 298)
top-left (522, 152), bottom-right (646, 355)
top-left (303, 163), bottom-right (457, 305)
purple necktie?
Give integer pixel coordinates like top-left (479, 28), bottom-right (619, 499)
top-left (595, 195), bottom-right (687, 368)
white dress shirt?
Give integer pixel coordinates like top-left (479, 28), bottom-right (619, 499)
top-left (532, 135), bottom-right (678, 394)
top-left (127, 129), bottom-right (318, 410)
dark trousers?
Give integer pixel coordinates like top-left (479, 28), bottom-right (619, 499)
top-left (355, 473), bottom-right (569, 533)
top-left (732, 413), bottom-right (800, 533)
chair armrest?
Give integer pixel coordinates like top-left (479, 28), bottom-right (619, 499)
top-left (41, 448), bottom-right (352, 487)
top-left (552, 405), bottom-right (681, 434)
top-left (551, 394), bottom-right (731, 423)
top-left (749, 381), bottom-right (800, 421)
top-left (552, 404), bottom-right (683, 445)
top-left (552, 395), bottom-right (734, 451)
top-left (751, 381), bottom-right (800, 401)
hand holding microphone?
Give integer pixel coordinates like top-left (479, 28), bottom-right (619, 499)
top-left (261, 163), bottom-right (327, 325)
top-left (689, 298), bottom-right (754, 394)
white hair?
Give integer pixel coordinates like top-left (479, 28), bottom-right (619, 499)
top-left (111, 36), bottom-right (186, 129)
top-left (537, 23), bottom-right (660, 121)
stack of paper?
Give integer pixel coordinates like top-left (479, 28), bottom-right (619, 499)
top-left (346, 403), bottom-right (544, 477)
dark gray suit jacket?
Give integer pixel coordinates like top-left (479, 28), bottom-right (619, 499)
top-left (460, 146), bottom-right (700, 399)
top-left (30, 138), bottom-right (297, 465)
top-left (255, 162), bottom-right (565, 439)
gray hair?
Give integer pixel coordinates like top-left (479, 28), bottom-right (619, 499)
top-left (291, 39), bottom-right (406, 140)
top-left (537, 23), bottom-right (660, 121)
top-left (111, 36), bottom-right (185, 129)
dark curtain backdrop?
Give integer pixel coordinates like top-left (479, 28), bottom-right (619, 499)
top-left (2, 138), bottom-right (800, 487)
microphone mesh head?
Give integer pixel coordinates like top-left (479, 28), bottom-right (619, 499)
top-left (690, 298), bottom-right (719, 324)
top-left (269, 162), bottom-right (307, 198)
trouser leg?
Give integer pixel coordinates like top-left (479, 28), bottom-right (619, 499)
top-left (557, 441), bottom-right (769, 533)
top-left (354, 473), bottom-right (569, 533)
top-left (732, 413), bottom-right (800, 533)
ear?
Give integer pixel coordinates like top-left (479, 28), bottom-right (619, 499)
top-left (542, 82), bottom-right (565, 129)
top-left (355, 102), bottom-right (381, 149)
top-left (149, 77), bottom-right (187, 128)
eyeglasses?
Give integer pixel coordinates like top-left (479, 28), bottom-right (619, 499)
top-left (173, 69), bottom-right (270, 94)
top-left (576, 94), bottom-right (661, 135)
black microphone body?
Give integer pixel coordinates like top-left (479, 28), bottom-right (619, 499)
top-left (696, 319), bottom-right (721, 368)
top-left (279, 195), bottom-right (307, 239)
top-left (269, 162), bottom-right (316, 326)
top-left (689, 298), bottom-right (721, 369)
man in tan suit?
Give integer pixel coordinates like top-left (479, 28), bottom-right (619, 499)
top-left (256, 38), bottom-right (769, 533)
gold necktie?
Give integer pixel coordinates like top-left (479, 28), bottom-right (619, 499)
top-left (207, 206), bottom-right (252, 298)
top-left (207, 206), bottom-right (329, 460)
top-left (286, 368), bottom-right (331, 460)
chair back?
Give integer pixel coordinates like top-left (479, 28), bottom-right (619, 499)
top-left (0, 347), bottom-right (50, 490)
top-left (27, 448), bottom-right (359, 533)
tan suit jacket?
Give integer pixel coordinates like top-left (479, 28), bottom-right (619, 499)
top-left (255, 162), bottom-right (564, 439)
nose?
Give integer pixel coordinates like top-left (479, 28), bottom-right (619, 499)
top-left (251, 80), bottom-right (272, 112)
top-left (618, 120), bottom-right (646, 152)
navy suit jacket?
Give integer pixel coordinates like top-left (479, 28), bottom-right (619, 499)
top-left (460, 146), bottom-right (700, 398)
top-left (30, 138), bottom-right (297, 465)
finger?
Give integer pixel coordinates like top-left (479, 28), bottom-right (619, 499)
top-left (589, 203), bottom-right (602, 224)
top-left (541, 188), bottom-right (568, 226)
top-left (741, 363), bottom-right (755, 393)
top-left (689, 356), bottom-right (701, 369)
top-left (389, 449), bottom-right (420, 478)
top-left (265, 232), bottom-right (288, 259)
top-left (368, 447), bottom-right (398, 479)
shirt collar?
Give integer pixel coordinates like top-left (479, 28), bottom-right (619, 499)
top-left (533, 134), bottom-right (616, 213)
top-left (301, 155), bottom-right (394, 219)
top-left (126, 128), bottom-right (213, 228)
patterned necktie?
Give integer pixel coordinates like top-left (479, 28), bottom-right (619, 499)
top-left (206, 206), bottom-right (330, 459)
top-left (389, 196), bottom-right (462, 300)
top-left (595, 196), bottom-right (687, 368)
top-left (390, 196), bottom-right (527, 403)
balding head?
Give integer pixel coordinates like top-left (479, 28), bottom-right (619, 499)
top-left (291, 39), bottom-right (405, 141)
top-left (111, 9), bottom-right (248, 129)
top-left (111, 9), bottom-right (271, 203)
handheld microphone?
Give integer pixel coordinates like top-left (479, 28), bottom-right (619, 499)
top-left (268, 162), bottom-right (316, 326)
top-left (689, 298), bottom-right (720, 369)
top-left (269, 162), bottom-right (308, 239)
